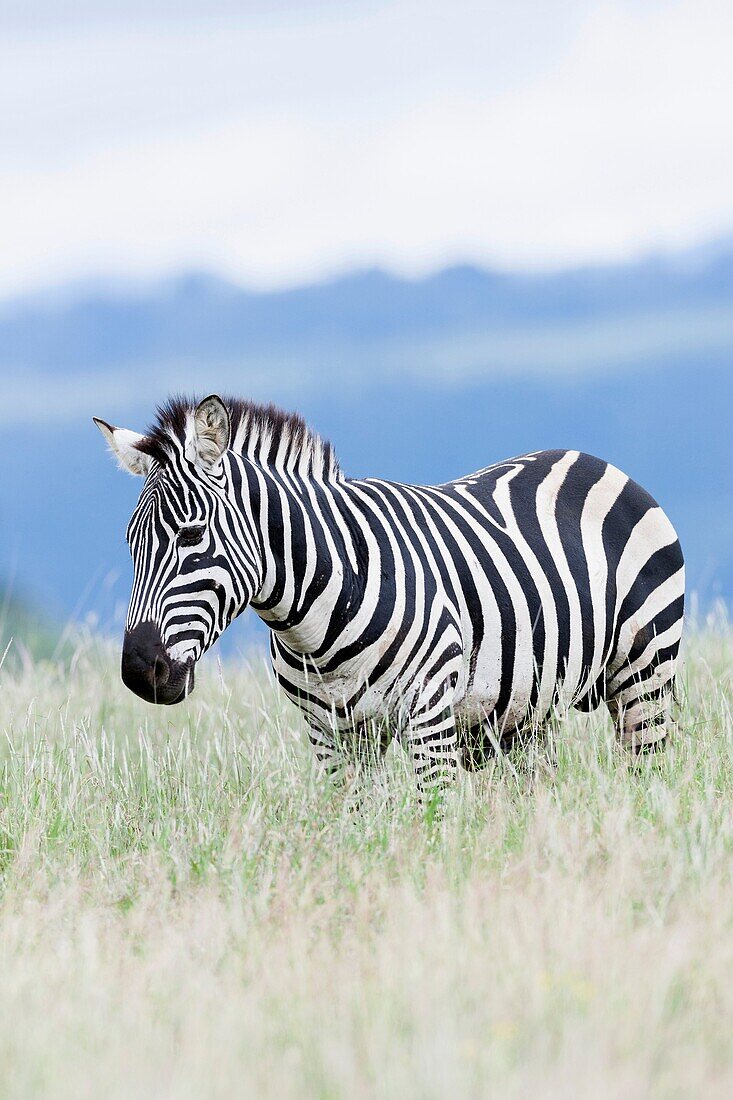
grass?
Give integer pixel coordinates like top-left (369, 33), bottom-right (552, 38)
top-left (0, 629), bottom-right (731, 1098)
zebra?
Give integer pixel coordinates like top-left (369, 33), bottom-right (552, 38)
top-left (95, 394), bottom-right (685, 799)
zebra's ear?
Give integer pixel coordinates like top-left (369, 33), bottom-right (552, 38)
top-left (188, 394), bottom-right (230, 469)
top-left (93, 417), bottom-right (152, 477)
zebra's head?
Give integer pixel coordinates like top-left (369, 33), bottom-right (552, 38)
top-left (94, 395), bottom-right (262, 705)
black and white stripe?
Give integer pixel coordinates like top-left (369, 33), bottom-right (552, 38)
top-left (96, 395), bottom-right (685, 795)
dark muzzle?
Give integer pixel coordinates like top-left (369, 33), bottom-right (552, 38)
top-left (121, 621), bottom-right (194, 705)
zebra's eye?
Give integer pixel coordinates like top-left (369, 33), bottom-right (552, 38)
top-left (177, 524), bottom-right (206, 548)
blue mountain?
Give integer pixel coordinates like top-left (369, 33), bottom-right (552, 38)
top-left (2, 245), bottom-right (732, 652)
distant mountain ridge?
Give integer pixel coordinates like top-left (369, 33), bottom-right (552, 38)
top-left (1, 243), bottom-right (732, 649)
top-left (4, 245), bottom-right (733, 377)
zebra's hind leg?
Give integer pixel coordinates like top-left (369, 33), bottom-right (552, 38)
top-left (604, 567), bottom-right (684, 753)
top-left (605, 634), bottom-right (682, 754)
top-left (607, 685), bottom-right (673, 754)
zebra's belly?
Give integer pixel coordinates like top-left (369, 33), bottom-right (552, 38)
top-left (273, 633), bottom-right (593, 737)
top-left (452, 639), bottom-right (598, 733)
top-left (277, 654), bottom-right (552, 739)
top-left (453, 686), bottom-right (547, 733)
top-left (454, 679), bottom-right (535, 733)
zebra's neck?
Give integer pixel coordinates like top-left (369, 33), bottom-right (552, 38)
top-left (243, 459), bottom-right (365, 656)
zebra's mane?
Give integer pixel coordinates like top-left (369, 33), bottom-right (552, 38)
top-left (137, 395), bottom-right (342, 481)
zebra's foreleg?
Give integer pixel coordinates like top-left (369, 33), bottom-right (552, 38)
top-left (308, 718), bottom-right (393, 804)
top-left (406, 699), bottom-right (459, 817)
top-left (307, 725), bottom-right (352, 785)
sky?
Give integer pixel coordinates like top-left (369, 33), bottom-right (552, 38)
top-left (2, 0), bottom-right (733, 298)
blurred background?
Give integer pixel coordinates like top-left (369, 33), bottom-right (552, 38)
top-left (2, 0), bottom-right (732, 659)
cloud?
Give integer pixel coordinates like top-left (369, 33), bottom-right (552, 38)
top-left (1, 1), bottom-right (732, 297)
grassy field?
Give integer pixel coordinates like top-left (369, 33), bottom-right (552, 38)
top-left (0, 630), bottom-right (731, 1099)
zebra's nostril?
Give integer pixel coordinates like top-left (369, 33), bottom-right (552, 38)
top-left (152, 656), bottom-right (170, 688)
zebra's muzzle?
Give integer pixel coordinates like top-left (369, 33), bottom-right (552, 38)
top-left (121, 621), bottom-right (194, 705)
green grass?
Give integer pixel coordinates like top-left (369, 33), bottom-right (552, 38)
top-left (0, 631), bottom-right (731, 1098)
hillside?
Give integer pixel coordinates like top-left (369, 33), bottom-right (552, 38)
top-left (1, 244), bottom-right (732, 645)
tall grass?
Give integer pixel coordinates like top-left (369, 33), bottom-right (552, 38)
top-left (0, 630), bottom-right (730, 1098)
